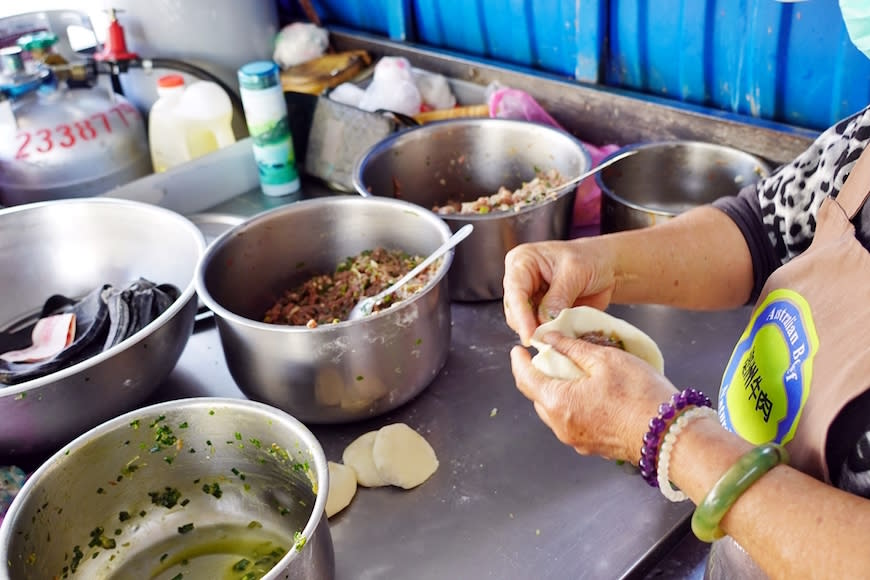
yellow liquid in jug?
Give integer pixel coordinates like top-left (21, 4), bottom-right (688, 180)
top-left (185, 127), bottom-right (220, 160)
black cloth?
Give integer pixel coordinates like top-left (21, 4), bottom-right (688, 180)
top-left (0, 278), bottom-right (179, 386)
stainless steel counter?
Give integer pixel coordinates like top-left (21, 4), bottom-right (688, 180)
top-left (98, 28), bottom-right (793, 576)
top-left (152, 292), bottom-right (749, 579)
top-left (145, 178), bottom-right (750, 577)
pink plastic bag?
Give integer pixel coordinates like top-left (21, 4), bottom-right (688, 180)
top-left (488, 87), bottom-right (619, 228)
top-left (573, 142), bottom-right (620, 228)
top-left (489, 87), bottom-right (563, 128)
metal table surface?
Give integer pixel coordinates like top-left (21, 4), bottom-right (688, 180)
top-left (92, 26), bottom-right (788, 574)
top-left (146, 183), bottom-right (750, 578)
top-left (1, 26), bottom-right (810, 577)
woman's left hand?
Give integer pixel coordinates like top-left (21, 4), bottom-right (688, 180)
top-left (510, 332), bottom-right (679, 463)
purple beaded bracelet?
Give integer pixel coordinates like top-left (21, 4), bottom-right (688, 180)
top-left (639, 388), bottom-right (712, 488)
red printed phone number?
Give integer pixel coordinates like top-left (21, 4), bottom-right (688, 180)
top-left (15, 102), bottom-right (140, 160)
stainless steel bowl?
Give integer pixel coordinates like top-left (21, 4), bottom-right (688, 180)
top-left (353, 118), bottom-right (591, 302)
top-left (0, 198), bottom-right (204, 458)
top-left (195, 196), bottom-right (454, 424)
top-left (0, 397), bottom-right (334, 580)
top-left (595, 140), bottom-right (771, 233)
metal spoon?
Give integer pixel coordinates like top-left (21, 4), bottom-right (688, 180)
top-left (347, 223), bottom-right (474, 320)
top-left (537, 148), bottom-right (638, 197)
top-left (357, 149), bottom-right (636, 201)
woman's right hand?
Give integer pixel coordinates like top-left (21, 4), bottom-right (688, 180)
top-left (503, 238), bottom-right (617, 346)
top-left (510, 331), bottom-right (678, 462)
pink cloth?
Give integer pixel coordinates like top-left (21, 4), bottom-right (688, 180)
top-left (573, 142), bottom-right (620, 227)
top-left (488, 87), bottom-right (620, 227)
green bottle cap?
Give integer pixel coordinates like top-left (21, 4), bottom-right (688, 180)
top-left (17, 31), bottom-right (59, 52)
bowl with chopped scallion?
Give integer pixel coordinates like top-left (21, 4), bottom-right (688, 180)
top-left (0, 397), bottom-right (334, 580)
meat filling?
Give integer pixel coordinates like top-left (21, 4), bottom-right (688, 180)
top-left (578, 330), bottom-right (625, 350)
top-left (433, 168), bottom-right (568, 215)
top-left (263, 247), bottom-right (437, 327)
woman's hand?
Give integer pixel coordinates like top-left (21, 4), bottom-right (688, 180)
top-left (503, 239), bottom-right (617, 346)
top-left (503, 208), bottom-right (757, 348)
top-left (510, 332), bottom-right (678, 463)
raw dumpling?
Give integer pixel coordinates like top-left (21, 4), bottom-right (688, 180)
top-left (342, 431), bottom-right (388, 488)
top-left (326, 461), bottom-right (357, 518)
top-left (372, 423), bottom-right (439, 490)
top-left (530, 306), bottom-right (664, 380)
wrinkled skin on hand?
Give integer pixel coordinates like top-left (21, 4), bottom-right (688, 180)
top-left (503, 240), bottom-right (617, 346)
top-left (510, 332), bottom-right (678, 464)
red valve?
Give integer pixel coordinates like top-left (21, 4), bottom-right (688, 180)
top-left (93, 8), bottom-right (138, 62)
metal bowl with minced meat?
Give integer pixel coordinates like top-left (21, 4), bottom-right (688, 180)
top-left (263, 247), bottom-right (439, 327)
top-left (353, 118), bottom-right (590, 302)
top-left (195, 196), bottom-right (454, 424)
top-left (432, 168), bottom-right (568, 215)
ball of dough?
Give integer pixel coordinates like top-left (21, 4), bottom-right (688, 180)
top-left (372, 423), bottom-right (439, 489)
top-left (325, 461), bottom-right (357, 518)
top-left (342, 431), bottom-right (388, 487)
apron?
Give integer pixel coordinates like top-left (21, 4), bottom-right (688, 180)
top-left (705, 146), bottom-right (870, 579)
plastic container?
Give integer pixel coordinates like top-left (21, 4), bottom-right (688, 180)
top-left (148, 75), bottom-right (236, 173)
top-left (237, 60), bottom-right (301, 198)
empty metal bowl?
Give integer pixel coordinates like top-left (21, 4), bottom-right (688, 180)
top-left (0, 198), bottom-right (204, 458)
top-left (353, 118), bottom-right (590, 301)
top-left (0, 397), bottom-right (334, 580)
top-left (195, 195), bottom-right (454, 424)
top-left (595, 140), bottom-right (771, 233)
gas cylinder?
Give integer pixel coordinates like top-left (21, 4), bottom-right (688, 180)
top-left (0, 28), bottom-right (151, 207)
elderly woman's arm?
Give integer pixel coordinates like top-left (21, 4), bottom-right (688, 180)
top-left (503, 205), bottom-right (755, 345)
top-left (670, 414), bottom-right (870, 579)
top-left (510, 334), bottom-right (870, 579)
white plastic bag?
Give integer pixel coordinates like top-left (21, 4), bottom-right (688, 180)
top-left (414, 70), bottom-right (456, 110)
top-left (356, 57), bottom-right (422, 115)
top-left (329, 83), bottom-right (366, 107)
top-left (273, 22), bottom-right (329, 69)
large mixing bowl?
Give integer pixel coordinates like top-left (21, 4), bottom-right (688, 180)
top-left (0, 198), bottom-right (204, 458)
top-left (195, 196), bottom-right (454, 424)
top-left (0, 397), bottom-right (334, 580)
top-left (595, 140), bottom-right (771, 233)
top-left (353, 118), bottom-right (590, 301)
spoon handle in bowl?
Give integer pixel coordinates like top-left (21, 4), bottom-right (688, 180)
top-left (556, 148), bottom-right (639, 192)
top-left (383, 223), bottom-right (474, 296)
top-left (357, 223), bottom-right (474, 318)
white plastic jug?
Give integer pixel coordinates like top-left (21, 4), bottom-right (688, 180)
top-left (148, 75), bottom-right (236, 173)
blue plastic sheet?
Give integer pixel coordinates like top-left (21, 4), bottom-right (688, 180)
top-left (412, 0), bottom-right (605, 82)
top-left (283, 0), bottom-right (868, 131)
top-left (606, 0), bottom-right (870, 131)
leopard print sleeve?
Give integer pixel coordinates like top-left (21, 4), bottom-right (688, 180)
top-left (758, 104), bottom-right (870, 263)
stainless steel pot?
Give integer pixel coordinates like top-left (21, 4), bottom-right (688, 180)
top-left (0, 397), bottom-right (334, 580)
top-left (195, 196), bottom-right (454, 424)
top-left (352, 118), bottom-right (591, 302)
top-left (595, 140), bottom-right (771, 233)
top-left (0, 198), bottom-right (204, 458)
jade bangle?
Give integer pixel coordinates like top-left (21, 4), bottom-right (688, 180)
top-left (691, 442), bottom-right (789, 543)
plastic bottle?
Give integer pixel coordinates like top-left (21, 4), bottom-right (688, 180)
top-left (237, 60), bottom-right (301, 198)
top-left (148, 74), bottom-right (185, 173)
top-left (148, 75), bottom-right (236, 173)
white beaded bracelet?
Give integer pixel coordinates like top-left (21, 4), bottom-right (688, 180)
top-left (657, 405), bottom-right (719, 502)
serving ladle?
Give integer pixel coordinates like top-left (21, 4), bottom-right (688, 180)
top-left (347, 223), bottom-right (474, 320)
